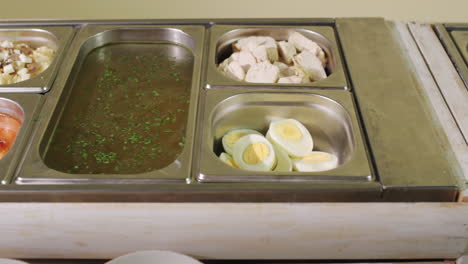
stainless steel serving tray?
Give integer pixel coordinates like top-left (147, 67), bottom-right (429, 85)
top-left (206, 25), bottom-right (347, 89)
top-left (194, 88), bottom-right (371, 182)
top-left (0, 18), bottom-right (460, 202)
top-left (0, 94), bottom-right (43, 184)
top-left (14, 24), bottom-right (205, 184)
top-left (0, 26), bottom-right (75, 93)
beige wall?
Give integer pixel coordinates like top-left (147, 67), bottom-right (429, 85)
top-left (4, 0), bottom-right (468, 22)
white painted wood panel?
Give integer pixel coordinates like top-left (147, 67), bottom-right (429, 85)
top-left (0, 203), bottom-right (466, 259)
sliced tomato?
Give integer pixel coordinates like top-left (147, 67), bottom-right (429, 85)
top-left (0, 114), bottom-right (22, 159)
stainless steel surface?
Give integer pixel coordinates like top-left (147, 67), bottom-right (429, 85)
top-left (451, 31), bottom-right (468, 63)
top-left (436, 24), bottom-right (468, 89)
top-left (450, 29), bottom-right (468, 88)
top-left (405, 23), bottom-right (468, 188)
top-left (336, 18), bottom-right (460, 201)
top-left (15, 25), bottom-right (205, 184)
top-left (206, 25), bottom-right (347, 89)
top-left (21, 261), bottom-right (453, 264)
top-left (0, 18), bottom-right (460, 202)
top-left (195, 89), bottom-right (372, 182)
top-left (0, 94), bottom-right (43, 184)
top-left (0, 26), bottom-right (75, 93)
top-left (430, 25), bottom-right (468, 148)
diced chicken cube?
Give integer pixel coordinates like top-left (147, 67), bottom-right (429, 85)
top-left (256, 36), bottom-right (277, 47)
top-left (0, 41), bottom-right (14, 48)
top-left (0, 51), bottom-right (8, 61)
top-left (274, 62), bottom-right (295, 77)
top-left (0, 74), bottom-right (6, 85)
top-left (33, 47), bottom-right (54, 64)
top-left (218, 56), bottom-right (233, 72)
top-left (290, 65), bottom-right (308, 79)
top-left (266, 45), bottom-right (279, 63)
top-left (233, 36), bottom-right (258, 52)
top-left (0, 73), bottom-right (14, 84)
top-left (245, 61), bottom-right (280, 83)
top-left (231, 51), bottom-right (256, 72)
top-left (19, 73), bottom-right (31, 81)
top-left (17, 68), bottom-right (29, 76)
top-left (252, 45), bottom-right (279, 63)
top-left (252, 45), bottom-right (268, 62)
top-left (278, 75), bottom-right (304, 84)
top-left (35, 46), bottom-right (55, 57)
top-left (278, 41), bottom-right (296, 64)
top-left (15, 61), bottom-right (25, 70)
top-left (19, 54), bottom-right (32, 63)
top-left (288, 32), bottom-right (325, 59)
top-left (225, 61), bottom-right (245, 81)
top-left (293, 51), bottom-right (327, 81)
top-left (234, 36), bottom-right (277, 52)
top-left (3, 64), bottom-right (15, 74)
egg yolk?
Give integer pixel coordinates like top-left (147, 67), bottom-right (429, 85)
top-left (275, 122), bottom-right (302, 141)
top-left (225, 159), bottom-right (238, 168)
top-left (302, 152), bottom-right (332, 163)
top-left (225, 132), bottom-right (248, 147)
top-left (243, 142), bottom-right (270, 165)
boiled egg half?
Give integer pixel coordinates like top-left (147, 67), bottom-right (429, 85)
top-left (272, 144), bottom-right (292, 172)
top-left (292, 151), bottom-right (338, 172)
top-left (219, 152), bottom-right (238, 168)
top-left (266, 119), bottom-right (313, 158)
top-left (232, 134), bottom-right (276, 171)
top-left (222, 128), bottom-right (262, 155)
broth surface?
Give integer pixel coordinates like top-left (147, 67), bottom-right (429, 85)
top-left (45, 43), bottom-right (193, 174)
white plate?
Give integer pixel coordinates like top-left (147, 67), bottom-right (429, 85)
top-left (0, 259), bottom-right (29, 264)
top-left (106, 250), bottom-right (203, 264)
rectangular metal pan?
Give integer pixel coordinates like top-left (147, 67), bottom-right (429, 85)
top-left (0, 94), bottom-right (43, 184)
top-left (194, 88), bottom-right (372, 182)
top-left (451, 30), bottom-right (468, 63)
top-left (205, 25), bottom-right (348, 90)
top-left (14, 24), bottom-right (205, 184)
top-left (0, 26), bottom-right (75, 93)
top-left (435, 24), bottom-right (468, 89)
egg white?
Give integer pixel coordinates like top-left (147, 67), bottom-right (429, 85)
top-left (266, 119), bottom-right (313, 158)
top-left (222, 128), bottom-right (263, 155)
top-left (272, 144), bottom-right (292, 172)
top-left (219, 152), bottom-right (238, 168)
top-left (292, 151), bottom-right (338, 172)
top-left (232, 134), bottom-right (276, 172)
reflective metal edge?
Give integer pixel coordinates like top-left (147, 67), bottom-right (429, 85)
top-left (205, 24), bottom-right (348, 90)
top-left (14, 24), bottom-right (205, 184)
top-left (336, 18), bottom-right (460, 202)
top-left (0, 94), bottom-right (43, 184)
top-left (194, 88), bottom-right (373, 183)
top-left (0, 26), bottom-right (75, 93)
top-left (0, 18), bottom-right (336, 27)
top-left (451, 31), bottom-right (468, 64)
top-left (0, 180), bottom-right (382, 202)
top-left (435, 24), bottom-right (468, 89)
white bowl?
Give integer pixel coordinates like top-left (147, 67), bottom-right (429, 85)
top-left (0, 259), bottom-right (29, 264)
top-left (106, 250), bottom-right (203, 264)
